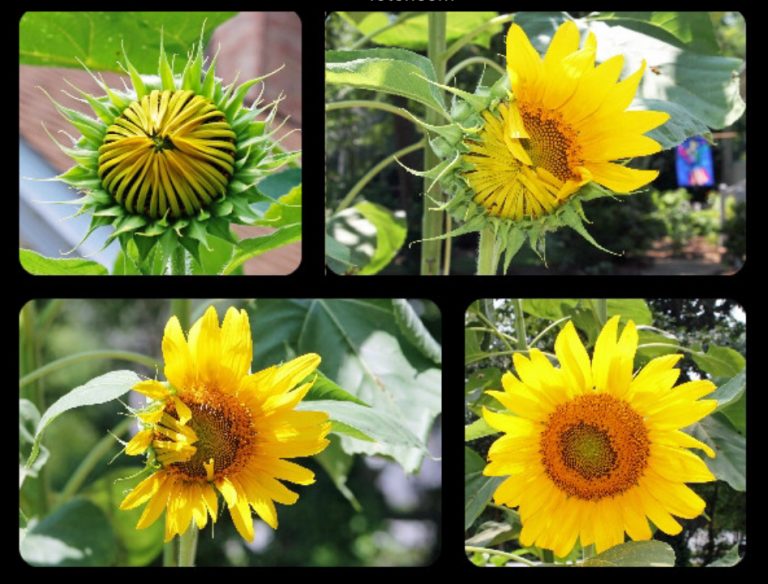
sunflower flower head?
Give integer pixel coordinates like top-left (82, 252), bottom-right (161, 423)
top-left (121, 306), bottom-right (331, 542)
top-left (45, 30), bottom-right (296, 271)
top-left (425, 20), bottom-right (669, 267)
top-left (482, 316), bottom-right (717, 558)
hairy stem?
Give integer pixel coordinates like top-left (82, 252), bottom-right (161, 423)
top-left (177, 526), bottom-right (199, 567)
top-left (477, 225), bottom-right (501, 275)
top-left (420, 12), bottom-right (447, 276)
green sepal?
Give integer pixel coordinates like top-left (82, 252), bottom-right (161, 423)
top-left (224, 79), bottom-right (261, 121)
top-left (186, 220), bottom-right (212, 251)
top-left (417, 75), bottom-right (492, 113)
top-left (179, 236), bottom-right (202, 265)
top-left (213, 199), bottom-right (234, 217)
top-left (158, 35), bottom-right (176, 91)
top-left (105, 215), bottom-right (148, 245)
top-left (181, 35), bottom-right (204, 94)
top-left (121, 44), bottom-right (147, 99)
top-left (502, 228), bottom-right (527, 273)
top-left (201, 50), bottom-right (220, 100)
top-left (559, 205), bottom-right (619, 256)
top-left (92, 205), bottom-right (124, 218)
top-left (132, 232), bottom-right (159, 263)
top-left (65, 81), bottom-right (117, 125)
top-left (206, 218), bottom-right (238, 243)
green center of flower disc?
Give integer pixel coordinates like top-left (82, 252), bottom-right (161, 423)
top-left (559, 422), bottom-right (616, 479)
top-left (98, 89), bottom-right (236, 219)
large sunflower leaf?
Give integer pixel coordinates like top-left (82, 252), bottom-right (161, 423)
top-left (465, 446), bottom-right (503, 530)
top-left (20, 12), bottom-right (237, 73)
top-left (326, 48), bottom-right (448, 115)
top-left (339, 12), bottom-right (502, 50)
top-left (690, 414), bottom-right (746, 491)
top-left (26, 370), bottom-right (141, 468)
top-left (20, 249), bottom-right (108, 276)
top-left (596, 12), bottom-right (720, 54)
top-left (583, 540), bottom-right (676, 567)
top-left (20, 499), bottom-right (118, 566)
top-left (249, 299), bottom-right (441, 473)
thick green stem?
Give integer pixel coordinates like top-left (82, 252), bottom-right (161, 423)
top-left (177, 526), bottom-right (199, 567)
top-left (336, 140), bottom-right (425, 212)
top-left (465, 546), bottom-right (538, 567)
top-left (171, 299), bottom-right (192, 331)
top-left (171, 248), bottom-right (187, 276)
top-left (420, 12), bottom-right (447, 276)
top-left (58, 417), bottom-right (133, 504)
top-left (20, 350), bottom-right (159, 388)
top-left (513, 300), bottom-right (528, 350)
top-left (476, 226), bottom-right (501, 275)
top-left (163, 541), bottom-right (177, 567)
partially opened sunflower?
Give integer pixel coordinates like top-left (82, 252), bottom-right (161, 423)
top-left (482, 316), bottom-right (717, 557)
top-left (433, 20), bottom-right (669, 267)
top-left (121, 306), bottom-right (330, 541)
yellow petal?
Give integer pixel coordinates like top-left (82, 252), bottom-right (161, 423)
top-left (220, 307), bottom-right (253, 382)
top-left (506, 24), bottom-right (543, 91)
top-left (162, 315), bottom-right (192, 390)
top-left (136, 474), bottom-right (172, 529)
top-left (187, 305), bottom-right (222, 387)
top-left (585, 161), bottom-right (660, 193)
top-left (120, 473), bottom-right (161, 510)
top-left (543, 21), bottom-right (580, 65)
top-left (125, 428), bottom-right (153, 456)
top-left (554, 321), bottom-right (592, 394)
top-left (133, 380), bottom-right (170, 400)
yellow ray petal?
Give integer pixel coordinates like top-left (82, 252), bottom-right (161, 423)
top-left (585, 161), bottom-right (660, 193)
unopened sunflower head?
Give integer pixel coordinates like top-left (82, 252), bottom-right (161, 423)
top-left (45, 32), bottom-right (296, 268)
top-left (419, 20), bottom-right (669, 269)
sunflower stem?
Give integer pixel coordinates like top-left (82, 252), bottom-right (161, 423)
top-left (465, 546), bottom-right (538, 567)
top-left (542, 549), bottom-right (555, 564)
top-left (177, 526), bottom-right (199, 567)
top-left (171, 248), bottom-right (187, 275)
top-left (513, 300), bottom-right (528, 350)
top-left (477, 226), bottom-right (501, 275)
top-left (58, 417), bottom-right (133, 505)
top-left (420, 12), bottom-right (447, 276)
top-left (163, 541), bottom-right (177, 566)
top-left (19, 350), bottom-right (159, 388)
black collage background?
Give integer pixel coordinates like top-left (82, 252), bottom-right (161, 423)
top-left (14, 0), bottom-right (754, 573)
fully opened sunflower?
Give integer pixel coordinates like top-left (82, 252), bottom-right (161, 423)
top-left (47, 33), bottom-right (295, 272)
top-left (430, 20), bottom-right (669, 266)
top-left (121, 306), bottom-right (330, 541)
top-left (482, 316), bottom-right (717, 558)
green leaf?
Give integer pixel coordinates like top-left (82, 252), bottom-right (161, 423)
top-left (257, 168), bottom-right (302, 200)
top-left (464, 329), bottom-right (486, 363)
top-left (249, 299), bottom-right (441, 473)
top-left (20, 499), bottom-right (118, 566)
top-left (20, 249), bottom-right (108, 276)
top-left (465, 417), bottom-right (498, 442)
top-left (19, 400), bottom-right (49, 489)
top-left (297, 399), bottom-right (424, 449)
top-left (222, 223), bottom-right (301, 275)
top-left (315, 435), bottom-right (362, 512)
top-left (692, 345), bottom-right (745, 380)
top-left (583, 540), bottom-right (676, 567)
top-left (356, 201), bottom-right (407, 275)
top-left (26, 370), bottom-right (142, 468)
top-left (636, 98), bottom-right (713, 150)
top-left (636, 327), bottom-right (680, 361)
top-left (392, 299), bottom-right (442, 365)
top-left (258, 185), bottom-right (302, 229)
top-left (344, 12), bottom-right (501, 50)
top-left (304, 371), bottom-right (368, 406)
top-left (20, 12), bottom-right (237, 73)
top-left (190, 234), bottom-right (236, 275)
top-left (465, 367), bottom-right (502, 397)
top-left (708, 543), bottom-right (742, 567)
top-left (326, 47), bottom-right (448, 115)
top-left (521, 299), bottom-right (579, 320)
top-left (465, 447), bottom-right (502, 530)
top-left (325, 234), bottom-right (359, 275)
top-left (84, 468), bottom-right (163, 566)
top-left (607, 299), bottom-right (653, 326)
top-left (690, 415), bottom-right (746, 491)
top-left (465, 519), bottom-right (521, 547)
top-left (711, 369), bottom-right (746, 412)
top-left (597, 12), bottom-right (720, 55)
